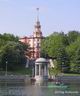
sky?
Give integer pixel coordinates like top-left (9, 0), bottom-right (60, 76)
top-left (0, 0), bottom-right (80, 37)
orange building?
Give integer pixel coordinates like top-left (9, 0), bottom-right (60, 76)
top-left (19, 8), bottom-right (44, 59)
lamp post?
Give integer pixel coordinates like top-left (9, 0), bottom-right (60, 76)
top-left (5, 61), bottom-right (8, 76)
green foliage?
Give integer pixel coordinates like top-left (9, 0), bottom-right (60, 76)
top-left (0, 33), bottom-right (28, 72)
top-left (70, 47), bottom-right (80, 73)
top-left (68, 31), bottom-right (80, 44)
top-left (0, 33), bottom-right (19, 42)
top-left (56, 48), bottom-right (70, 73)
top-left (41, 31), bottom-right (80, 73)
top-left (41, 32), bottom-right (68, 57)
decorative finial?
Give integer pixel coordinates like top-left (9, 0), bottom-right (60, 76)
top-left (36, 8), bottom-right (39, 21)
top-left (36, 8), bottom-right (39, 11)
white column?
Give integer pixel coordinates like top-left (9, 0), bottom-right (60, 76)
top-left (35, 65), bottom-right (36, 76)
top-left (39, 64), bottom-right (41, 76)
top-left (44, 64), bottom-right (48, 76)
top-left (46, 64), bottom-right (48, 76)
top-left (44, 65), bottom-right (46, 76)
top-left (41, 65), bottom-right (43, 76)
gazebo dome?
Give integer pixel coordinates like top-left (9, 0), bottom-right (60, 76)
top-left (35, 58), bottom-right (48, 63)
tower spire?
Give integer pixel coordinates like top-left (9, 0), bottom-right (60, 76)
top-left (36, 8), bottom-right (39, 21)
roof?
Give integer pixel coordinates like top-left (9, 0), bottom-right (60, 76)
top-left (35, 58), bottom-right (48, 63)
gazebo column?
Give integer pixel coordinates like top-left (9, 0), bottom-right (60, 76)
top-left (46, 65), bottom-right (48, 76)
top-left (44, 64), bottom-right (48, 76)
top-left (35, 65), bottom-right (37, 75)
top-left (39, 64), bottom-right (41, 76)
top-left (44, 65), bottom-right (47, 76)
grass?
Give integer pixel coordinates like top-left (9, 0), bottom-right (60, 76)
top-left (62, 73), bottom-right (80, 76)
top-left (0, 67), bottom-right (32, 75)
top-left (13, 67), bottom-right (32, 75)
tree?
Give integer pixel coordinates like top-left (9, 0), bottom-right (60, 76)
top-left (67, 31), bottom-right (80, 44)
top-left (0, 41), bottom-right (28, 71)
top-left (70, 47), bottom-right (80, 73)
top-left (41, 32), bottom-right (69, 72)
top-left (1, 33), bottom-right (19, 42)
top-left (56, 48), bottom-right (70, 73)
top-left (66, 36), bottom-right (80, 73)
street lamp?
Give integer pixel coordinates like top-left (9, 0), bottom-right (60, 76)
top-left (5, 61), bottom-right (8, 76)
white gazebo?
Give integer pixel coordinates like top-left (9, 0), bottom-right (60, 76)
top-left (35, 58), bottom-right (49, 81)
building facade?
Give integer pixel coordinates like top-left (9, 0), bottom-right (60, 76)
top-left (19, 8), bottom-right (43, 59)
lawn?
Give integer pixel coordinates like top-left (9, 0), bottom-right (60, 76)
top-left (62, 73), bottom-right (80, 76)
top-left (0, 67), bottom-right (32, 75)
